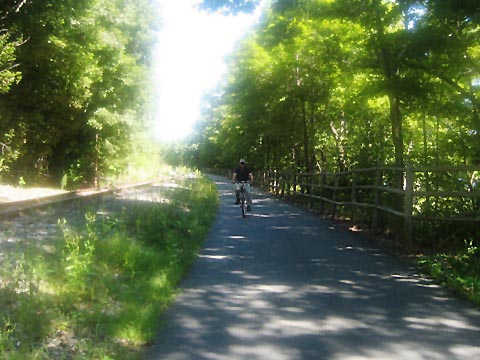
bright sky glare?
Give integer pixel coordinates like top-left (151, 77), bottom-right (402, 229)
top-left (153, 0), bottom-right (264, 142)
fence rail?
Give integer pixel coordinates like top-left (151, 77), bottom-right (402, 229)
top-left (253, 164), bottom-right (479, 244)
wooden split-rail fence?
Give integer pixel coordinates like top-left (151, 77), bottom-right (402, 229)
top-left (209, 165), bottom-right (479, 244)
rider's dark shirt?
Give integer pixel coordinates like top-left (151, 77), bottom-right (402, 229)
top-left (235, 166), bottom-right (251, 182)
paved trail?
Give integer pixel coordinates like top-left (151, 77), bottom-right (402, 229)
top-left (146, 176), bottom-right (480, 360)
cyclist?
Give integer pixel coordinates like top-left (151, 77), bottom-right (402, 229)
top-left (232, 158), bottom-right (254, 211)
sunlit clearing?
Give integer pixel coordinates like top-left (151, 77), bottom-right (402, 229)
top-left (152, 0), bottom-right (264, 142)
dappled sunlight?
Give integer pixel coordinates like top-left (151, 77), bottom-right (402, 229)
top-left (197, 254), bottom-right (232, 260)
top-left (249, 212), bottom-right (299, 219)
top-left (391, 273), bottom-right (430, 284)
top-left (403, 316), bottom-right (480, 331)
top-left (158, 264), bottom-right (480, 358)
top-left (240, 315), bottom-right (370, 338)
top-left (230, 270), bottom-right (262, 280)
top-left (252, 284), bottom-right (292, 293)
top-left (330, 342), bottom-right (452, 360)
top-left (336, 245), bottom-right (384, 255)
top-left (148, 176), bottom-right (480, 359)
top-left (449, 345), bottom-right (480, 358)
top-left (291, 316), bottom-right (368, 333)
top-left (267, 226), bottom-right (292, 230)
top-left (177, 314), bottom-right (205, 332)
top-left (227, 344), bottom-right (300, 360)
top-left (215, 181), bottom-right (232, 186)
top-left (250, 213), bottom-right (278, 218)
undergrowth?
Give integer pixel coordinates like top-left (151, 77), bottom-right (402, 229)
top-left (418, 240), bottom-right (480, 307)
top-left (264, 187), bottom-right (480, 308)
top-left (0, 170), bottom-right (218, 359)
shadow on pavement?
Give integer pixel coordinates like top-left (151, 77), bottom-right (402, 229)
top-left (145, 176), bottom-right (480, 360)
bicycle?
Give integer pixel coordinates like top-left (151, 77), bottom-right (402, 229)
top-left (238, 181), bottom-right (248, 218)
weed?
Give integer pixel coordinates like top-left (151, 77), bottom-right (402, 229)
top-left (0, 170), bottom-right (218, 358)
top-left (418, 238), bottom-right (480, 306)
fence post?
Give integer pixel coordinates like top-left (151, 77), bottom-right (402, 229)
top-left (270, 170), bottom-right (274, 193)
top-left (320, 171), bottom-right (326, 214)
top-left (264, 170), bottom-right (268, 192)
top-left (308, 173), bottom-right (313, 209)
top-left (263, 171), bottom-right (268, 191)
top-left (284, 171), bottom-right (288, 197)
top-left (332, 174), bottom-right (338, 218)
top-left (279, 171), bottom-right (284, 197)
top-left (291, 171), bottom-right (294, 197)
top-left (351, 170), bottom-right (357, 222)
top-left (275, 170), bottom-right (280, 195)
top-left (403, 162), bottom-right (414, 245)
top-left (292, 172), bottom-right (296, 199)
top-left (371, 166), bottom-right (382, 233)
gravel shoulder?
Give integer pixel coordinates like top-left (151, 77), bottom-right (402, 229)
top-left (0, 185), bottom-right (67, 202)
top-left (0, 183), bottom-right (167, 263)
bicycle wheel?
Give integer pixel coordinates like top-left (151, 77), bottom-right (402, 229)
top-left (241, 196), bottom-right (246, 218)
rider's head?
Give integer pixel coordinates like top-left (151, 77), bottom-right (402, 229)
top-left (239, 159), bottom-right (246, 167)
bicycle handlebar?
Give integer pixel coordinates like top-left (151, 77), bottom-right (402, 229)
top-left (234, 181), bottom-right (253, 187)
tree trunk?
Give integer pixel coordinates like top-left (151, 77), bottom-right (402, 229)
top-left (422, 116), bottom-right (430, 215)
top-left (379, 42), bottom-right (404, 189)
top-left (308, 100), bottom-right (317, 172)
top-left (472, 105), bottom-right (480, 165)
top-left (301, 101), bottom-right (310, 173)
top-left (330, 120), bottom-right (347, 172)
top-left (94, 133), bottom-right (99, 188)
top-left (389, 93), bottom-right (404, 183)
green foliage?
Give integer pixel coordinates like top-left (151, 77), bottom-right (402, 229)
top-left (189, 0), bottom-right (480, 171)
top-left (0, 171), bottom-right (219, 358)
top-left (0, 0), bottom-right (158, 186)
top-left (0, 33), bottom-right (21, 94)
top-left (418, 241), bottom-right (480, 306)
top-left (182, 0), bottom-right (479, 247)
top-left (198, 0), bottom-right (260, 14)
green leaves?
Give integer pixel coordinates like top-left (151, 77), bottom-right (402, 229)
top-left (0, 0), bottom-right (158, 186)
top-left (0, 34), bottom-right (21, 94)
top-left (189, 0), bottom-right (480, 175)
top-left (198, 0), bottom-right (260, 14)
top-left (418, 241), bottom-right (480, 306)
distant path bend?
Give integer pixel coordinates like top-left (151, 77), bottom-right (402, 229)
top-left (146, 175), bottom-right (480, 360)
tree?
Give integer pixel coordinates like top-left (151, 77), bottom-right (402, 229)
top-left (190, 0), bottom-right (479, 174)
top-left (198, 0), bottom-right (260, 14)
top-left (0, 0), bottom-right (158, 186)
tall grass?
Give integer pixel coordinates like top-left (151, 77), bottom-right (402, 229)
top-left (0, 171), bottom-right (218, 359)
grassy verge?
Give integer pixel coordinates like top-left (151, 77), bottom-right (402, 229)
top-left (418, 241), bottom-right (480, 307)
top-left (0, 170), bottom-right (218, 359)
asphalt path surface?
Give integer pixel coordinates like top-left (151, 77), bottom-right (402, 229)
top-left (146, 176), bottom-right (480, 360)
